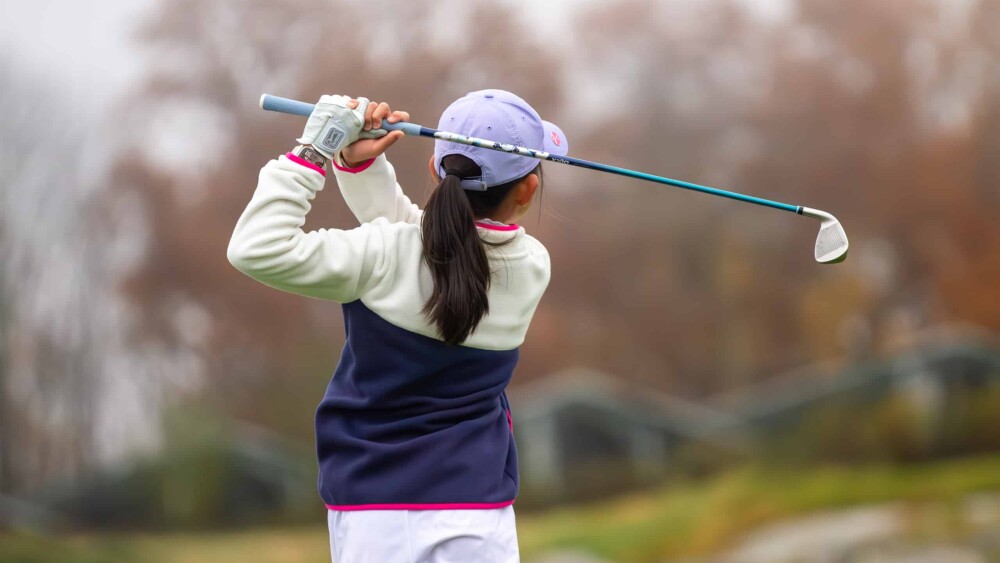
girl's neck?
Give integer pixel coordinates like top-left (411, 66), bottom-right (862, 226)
top-left (475, 204), bottom-right (522, 225)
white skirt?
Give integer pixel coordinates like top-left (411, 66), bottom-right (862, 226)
top-left (327, 507), bottom-right (520, 562)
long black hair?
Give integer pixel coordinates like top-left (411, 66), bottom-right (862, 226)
top-left (421, 154), bottom-right (541, 345)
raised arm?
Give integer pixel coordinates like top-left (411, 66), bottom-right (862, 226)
top-left (332, 154), bottom-right (422, 225)
top-left (227, 154), bottom-right (396, 302)
top-left (333, 100), bottom-right (422, 225)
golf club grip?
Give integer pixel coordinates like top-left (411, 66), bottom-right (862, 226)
top-left (259, 94), bottom-right (422, 135)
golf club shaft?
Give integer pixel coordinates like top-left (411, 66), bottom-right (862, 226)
top-left (260, 94), bottom-right (802, 214)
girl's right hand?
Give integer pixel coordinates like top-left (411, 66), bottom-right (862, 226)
top-left (340, 99), bottom-right (410, 168)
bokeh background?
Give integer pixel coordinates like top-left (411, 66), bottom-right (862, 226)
top-left (2, 0), bottom-right (999, 561)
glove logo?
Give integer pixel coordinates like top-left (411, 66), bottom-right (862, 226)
top-left (320, 126), bottom-right (347, 153)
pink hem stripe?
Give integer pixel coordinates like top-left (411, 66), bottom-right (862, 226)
top-left (326, 500), bottom-right (515, 511)
top-left (285, 153), bottom-right (326, 176)
top-left (475, 222), bottom-right (520, 232)
top-left (332, 157), bottom-right (376, 174)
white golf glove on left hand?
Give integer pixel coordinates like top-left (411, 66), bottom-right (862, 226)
top-left (297, 95), bottom-right (386, 159)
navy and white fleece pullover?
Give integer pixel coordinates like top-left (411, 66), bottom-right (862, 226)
top-left (227, 153), bottom-right (550, 510)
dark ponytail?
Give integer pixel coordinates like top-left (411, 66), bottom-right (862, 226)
top-left (421, 156), bottom-right (490, 345)
top-left (421, 155), bottom-right (538, 345)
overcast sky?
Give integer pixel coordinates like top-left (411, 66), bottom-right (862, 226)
top-left (0, 0), bottom-right (793, 117)
top-left (0, 0), bottom-right (154, 112)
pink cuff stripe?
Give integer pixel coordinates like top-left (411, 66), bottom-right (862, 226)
top-left (326, 500), bottom-right (515, 511)
top-left (285, 152), bottom-right (326, 176)
top-left (475, 222), bottom-right (520, 232)
top-left (332, 157), bottom-right (376, 174)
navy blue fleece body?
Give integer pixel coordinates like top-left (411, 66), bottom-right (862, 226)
top-left (316, 300), bottom-right (520, 508)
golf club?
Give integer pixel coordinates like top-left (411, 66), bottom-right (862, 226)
top-left (260, 94), bottom-right (849, 264)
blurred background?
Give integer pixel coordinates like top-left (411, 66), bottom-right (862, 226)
top-left (1, 0), bottom-right (999, 561)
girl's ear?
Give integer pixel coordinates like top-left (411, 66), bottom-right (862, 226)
top-left (428, 155), bottom-right (439, 182)
top-left (513, 173), bottom-right (540, 206)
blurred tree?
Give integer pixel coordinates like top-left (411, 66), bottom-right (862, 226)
top-left (1, 0), bottom-right (998, 507)
top-left (0, 63), bottom-right (102, 492)
top-left (0, 257), bottom-right (7, 489)
top-left (564, 0), bottom-right (1000, 392)
top-left (0, 54), bottom-right (190, 493)
top-left (105, 0), bottom-right (1000, 454)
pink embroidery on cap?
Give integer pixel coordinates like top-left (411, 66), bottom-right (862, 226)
top-left (551, 131), bottom-right (562, 146)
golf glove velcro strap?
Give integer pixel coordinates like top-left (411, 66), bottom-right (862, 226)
top-left (297, 95), bottom-right (387, 159)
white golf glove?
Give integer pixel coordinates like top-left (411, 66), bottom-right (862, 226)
top-left (297, 95), bottom-right (386, 159)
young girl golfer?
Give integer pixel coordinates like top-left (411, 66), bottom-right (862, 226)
top-left (227, 89), bottom-right (568, 562)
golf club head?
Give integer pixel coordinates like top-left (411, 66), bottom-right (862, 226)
top-left (800, 207), bottom-right (849, 264)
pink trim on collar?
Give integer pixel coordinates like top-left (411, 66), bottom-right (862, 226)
top-left (285, 152), bottom-right (326, 176)
top-left (332, 157), bottom-right (376, 174)
top-left (475, 221), bottom-right (519, 232)
top-left (326, 500), bottom-right (515, 511)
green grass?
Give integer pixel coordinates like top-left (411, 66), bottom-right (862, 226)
top-left (0, 527), bottom-right (331, 563)
top-left (518, 454), bottom-right (1000, 561)
top-left (4, 454), bottom-right (1000, 563)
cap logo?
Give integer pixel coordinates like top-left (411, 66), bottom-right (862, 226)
top-left (551, 131), bottom-right (562, 147)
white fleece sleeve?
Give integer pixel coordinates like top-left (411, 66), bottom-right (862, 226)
top-left (227, 155), bottom-right (395, 302)
top-left (332, 154), bottom-right (422, 225)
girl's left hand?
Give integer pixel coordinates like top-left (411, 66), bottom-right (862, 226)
top-left (340, 99), bottom-right (410, 168)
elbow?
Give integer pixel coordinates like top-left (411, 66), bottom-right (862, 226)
top-left (226, 235), bottom-right (256, 274)
top-left (227, 233), bottom-right (295, 279)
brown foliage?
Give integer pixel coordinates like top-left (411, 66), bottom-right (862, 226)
top-left (112, 0), bottom-right (1000, 440)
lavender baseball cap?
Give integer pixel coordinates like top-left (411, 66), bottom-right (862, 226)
top-left (433, 89), bottom-right (568, 191)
